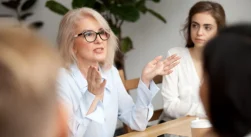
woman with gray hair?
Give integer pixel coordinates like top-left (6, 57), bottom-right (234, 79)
top-left (57, 7), bottom-right (180, 137)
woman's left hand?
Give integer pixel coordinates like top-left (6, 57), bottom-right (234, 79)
top-left (141, 54), bottom-right (180, 87)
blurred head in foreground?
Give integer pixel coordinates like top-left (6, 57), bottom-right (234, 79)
top-left (0, 25), bottom-right (67, 137)
top-left (200, 24), bottom-right (251, 137)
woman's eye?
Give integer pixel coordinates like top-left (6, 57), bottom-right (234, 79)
top-left (84, 32), bottom-right (94, 37)
top-left (192, 24), bottom-right (198, 28)
top-left (205, 26), bottom-right (212, 31)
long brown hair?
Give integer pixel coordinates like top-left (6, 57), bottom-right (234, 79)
top-left (183, 1), bottom-right (226, 48)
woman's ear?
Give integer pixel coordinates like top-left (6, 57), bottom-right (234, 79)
top-left (72, 45), bottom-right (77, 54)
top-left (56, 102), bottom-right (69, 137)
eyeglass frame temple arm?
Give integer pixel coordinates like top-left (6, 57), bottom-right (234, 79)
top-left (74, 33), bottom-right (82, 38)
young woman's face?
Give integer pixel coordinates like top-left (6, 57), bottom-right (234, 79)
top-left (190, 12), bottom-right (218, 48)
top-left (73, 16), bottom-right (109, 64)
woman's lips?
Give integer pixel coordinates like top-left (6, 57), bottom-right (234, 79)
top-left (195, 38), bottom-right (205, 42)
top-left (93, 47), bottom-right (104, 53)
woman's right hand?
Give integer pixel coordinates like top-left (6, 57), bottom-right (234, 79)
top-left (87, 66), bottom-right (106, 100)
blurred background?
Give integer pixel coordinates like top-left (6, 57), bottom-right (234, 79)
top-left (1, 0), bottom-right (251, 131)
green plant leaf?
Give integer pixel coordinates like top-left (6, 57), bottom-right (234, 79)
top-left (1, 1), bottom-right (20, 10)
top-left (29, 21), bottom-right (43, 29)
top-left (101, 0), bottom-right (111, 8)
top-left (21, 0), bottom-right (37, 11)
top-left (20, 12), bottom-right (33, 20)
top-left (121, 37), bottom-right (133, 53)
top-left (72, 0), bottom-right (85, 8)
top-left (147, 9), bottom-right (166, 23)
top-left (72, 0), bottom-right (96, 9)
top-left (136, 0), bottom-right (147, 14)
top-left (110, 25), bottom-right (120, 36)
top-left (118, 0), bottom-right (137, 5)
top-left (84, 0), bottom-right (96, 7)
top-left (93, 2), bottom-right (106, 13)
top-left (152, 0), bottom-right (161, 3)
top-left (45, 0), bottom-right (69, 15)
top-left (110, 5), bottom-right (140, 22)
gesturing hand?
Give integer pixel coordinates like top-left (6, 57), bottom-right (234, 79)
top-left (141, 54), bottom-right (180, 87)
top-left (87, 66), bottom-right (106, 100)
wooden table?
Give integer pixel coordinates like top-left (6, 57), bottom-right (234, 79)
top-left (118, 116), bottom-right (196, 137)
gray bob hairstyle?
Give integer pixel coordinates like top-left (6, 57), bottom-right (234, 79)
top-left (57, 7), bottom-right (118, 70)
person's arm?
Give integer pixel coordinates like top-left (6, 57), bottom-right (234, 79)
top-left (161, 51), bottom-right (205, 119)
top-left (57, 69), bottom-right (105, 137)
top-left (114, 68), bottom-right (159, 131)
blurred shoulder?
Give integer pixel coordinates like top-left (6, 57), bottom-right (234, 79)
top-left (168, 47), bottom-right (188, 54)
top-left (57, 68), bottom-right (73, 85)
top-left (167, 47), bottom-right (188, 56)
top-left (59, 68), bottom-right (71, 78)
top-left (102, 65), bottom-right (120, 79)
top-left (110, 66), bottom-right (120, 77)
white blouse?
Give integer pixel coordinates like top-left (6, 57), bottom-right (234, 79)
top-left (57, 64), bottom-right (159, 137)
top-left (161, 47), bottom-right (206, 121)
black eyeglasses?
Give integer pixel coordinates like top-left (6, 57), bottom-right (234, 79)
top-left (74, 29), bottom-right (110, 43)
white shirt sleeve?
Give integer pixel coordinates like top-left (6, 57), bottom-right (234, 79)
top-left (161, 50), bottom-right (205, 119)
top-left (113, 68), bottom-right (159, 131)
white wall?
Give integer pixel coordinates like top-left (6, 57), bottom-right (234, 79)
top-left (1, 0), bottom-right (251, 128)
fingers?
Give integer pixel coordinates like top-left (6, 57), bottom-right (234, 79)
top-left (100, 79), bottom-right (106, 89)
top-left (154, 56), bottom-right (163, 62)
top-left (87, 66), bottom-right (104, 96)
top-left (157, 54), bottom-right (180, 75)
top-left (90, 66), bottom-right (97, 83)
top-left (156, 59), bottom-right (164, 68)
top-left (94, 68), bottom-right (102, 83)
top-left (89, 66), bottom-right (102, 83)
top-left (164, 54), bottom-right (180, 65)
top-left (149, 56), bottom-right (163, 65)
top-left (164, 61), bottom-right (179, 71)
top-left (171, 55), bottom-right (181, 63)
top-left (87, 66), bottom-right (94, 94)
top-left (166, 70), bottom-right (173, 75)
top-left (87, 66), bottom-right (93, 82)
top-left (163, 54), bottom-right (180, 67)
top-left (169, 54), bottom-right (178, 59)
top-left (87, 66), bottom-right (102, 84)
top-left (168, 54), bottom-right (180, 61)
top-left (96, 79), bottom-right (106, 98)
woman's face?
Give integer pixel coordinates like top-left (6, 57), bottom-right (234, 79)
top-left (190, 12), bottom-right (218, 48)
top-left (73, 16), bottom-right (109, 64)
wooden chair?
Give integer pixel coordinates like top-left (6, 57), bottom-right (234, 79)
top-left (118, 69), bottom-right (163, 133)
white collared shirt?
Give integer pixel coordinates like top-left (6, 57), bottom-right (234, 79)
top-left (161, 47), bottom-right (206, 121)
top-left (57, 64), bottom-right (159, 137)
